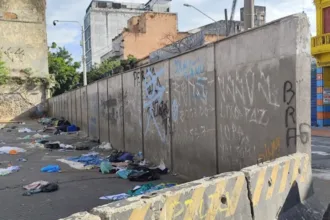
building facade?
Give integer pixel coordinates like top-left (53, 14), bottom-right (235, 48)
top-left (240, 6), bottom-right (266, 27)
top-left (84, 0), bottom-right (171, 71)
top-left (100, 12), bottom-right (219, 63)
top-left (0, 0), bottom-right (49, 120)
top-left (311, 0), bottom-right (330, 126)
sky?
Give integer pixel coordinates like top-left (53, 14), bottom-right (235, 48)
top-left (46, 0), bottom-right (316, 63)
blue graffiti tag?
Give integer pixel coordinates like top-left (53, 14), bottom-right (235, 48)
top-left (172, 99), bottom-right (179, 122)
top-left (143, 67), bottom-right (167, 142)
top-left (173, 58), bottom-right (204, 80)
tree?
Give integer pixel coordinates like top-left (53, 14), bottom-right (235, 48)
top-left (86, 55), bottom-right (137, 84)
top-left (48, 42), bottom-right (81, 96)
top-left (0, 52), bottom-right (9, 85)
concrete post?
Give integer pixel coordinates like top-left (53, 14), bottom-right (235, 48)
top-left (244, 0), bottom-right (254, 30)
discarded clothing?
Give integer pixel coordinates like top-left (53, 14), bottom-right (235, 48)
top-left (98, 142), bottom-right (112, 150)
top-left (0, 146), bottom-right (26, 154)
top-left (82, 152), bottom-right (99, 157)
top-left (0, 166), bottom-right (20, 176)
top-left (41, 165), bottom-right (60, 173)
top-left (99, 193), bottom-right (129, 201)
top-left (60, 144), bottom-right (74, 150)
top-left (18, 135), bottom-right (31, 140)
top-left (67, 125), bottom-right (78, 132)
top-left (18, 128), bottom-right (34, 133)
top-left (100, 161), bottom-right (112, 174)
top-left (127, 183), bottom-right (154, 196)
top-left (128, 169), bottom-right (160, 182)
top-left (100, 183), bottom-right (177, 202)
top-left (23, 183), bottom-right (59, 196)
top-left (45, 142), bottom-right (60, 149)
top-left (57, 159), bottom-right (95, 170)
top-left (68, 155), bottom-right (102, 166)
top-left (116, 169), bottom-right (134, 179)
top-left (23, 181), bottom-right (49, 190)
top-left (118, 152), bottom-right (134, 162)
top-left (17, 158), bottom-right (27, 162)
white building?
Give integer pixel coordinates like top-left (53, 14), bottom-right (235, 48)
top-left (84, 0), bottom-right (171, 71)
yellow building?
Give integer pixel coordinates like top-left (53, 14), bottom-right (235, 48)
top-left (311, 0), bottom-right (330, 127)
top-left (311, 0), bottom-right (330, 67)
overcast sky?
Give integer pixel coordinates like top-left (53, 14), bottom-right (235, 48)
top-left (46, 0), bottom-right (316, 62)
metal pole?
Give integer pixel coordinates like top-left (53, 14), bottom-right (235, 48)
top-left (244, 0), bottom-right (254, 30)
top-left (82, 26), bottom-right (87, 86)
top-left (225, 9), bottom-right (229, 36)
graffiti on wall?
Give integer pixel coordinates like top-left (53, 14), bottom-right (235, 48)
top-left (283, 81), bottom-right (310, 148)
top-left (143, 67), bottom-right (169, 143)
top-left (171, 56), bottom-right (216, 141)
top-left (0, 46), bottom-right (25, 62)
top-left (216, 67), bottom-right (282, 166)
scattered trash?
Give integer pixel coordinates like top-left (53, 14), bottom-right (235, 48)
top-left (57, 159), bottom-right (95, 170)
top-left (0, 166), bottom-right (20, 176)
top-left (117, 152), bottom-right (134, 162)
top-left (116, 169), bottom-right (134, 179)
top-left (45, 142), bottom-right (60, 149)
top-left (23, 182), bottom-right (59, 196)
top-left (26, 142), bottom-right (44, 149)
top-left (9, 150), bottom-right (18, 155)
top-left (98, 142), bottom-right (112, 151)
top-left (100, 183), bottom-right (176, 201)
top-left (41, 165), bottom-right (61, 173)
top-left (18, 135), bottom-right (31, 140)
top-left (74, 141), bottom-right (96, 151)
top-left (59, 144), bottom-right (74, 150)
top-left (36, 139), bottom-right (49, 144)
top-left (18, 128), bottom-right (34, 133)
top-left (67, 125), bottom-right (78, 132)
top-left (68, 155), bottom-right (102, 166)
top-left (17, 158), bottom-right (27, 162)
top-left (0, 146), bottom-right (26, 154)
top-left (23, 181), bottom-right (49, 190)
top-left (100, 161), bottom-right (112, 174)
top-left (99, 193), bottom-right (129, 201)
top-left (32, 133), bottom-right (43, 139)
top-left (82, 152), bottom-right (99, 157)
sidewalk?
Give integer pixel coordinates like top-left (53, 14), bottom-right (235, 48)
top-left (312, 127), bottom-right (330, 137)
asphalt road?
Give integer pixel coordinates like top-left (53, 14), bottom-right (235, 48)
top-left (312, 136), bottom-right (330, 211)
top-left (0, 122), bottom-right (185, 220)
top-left (1, 121), bottom-right (330, 220)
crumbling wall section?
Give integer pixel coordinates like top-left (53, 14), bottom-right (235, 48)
top-left (0, 0), bottom-right (49, 120)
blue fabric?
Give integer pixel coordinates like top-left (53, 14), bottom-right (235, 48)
top-left (317, 67), bottom-right (323, 74)
top-left (118, 152), bottom-right (134, 162)
top-left (67, 125), bottom-right (78, 132)
top-left (68, 155), bottom-right (102, 166)
top-left (317, 106), bottom-right (324, 112)
top-left (41, 165), bottom-right (60, 173)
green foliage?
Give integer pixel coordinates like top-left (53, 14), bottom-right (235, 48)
top-left (0, 53), bottom-right (9, 85)
top-left (48, 42), bottom-right (81, 96)
top-left (86, 54), bottom-right (137, 84)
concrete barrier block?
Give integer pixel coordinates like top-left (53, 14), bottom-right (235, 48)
top-left (59, 211), bottom-right (101, 220)
top-left (91, 172), bottom-right (252, 220)
top-left (242, 153), bottom-right (312, 220)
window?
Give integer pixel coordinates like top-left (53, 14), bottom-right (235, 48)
top-left (324, 7), bottom-right (330, 34)
top-left (97, 2), bottom-right (107, 8)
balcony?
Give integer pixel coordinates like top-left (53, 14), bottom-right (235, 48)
top-left (311, 33), bottom-right (330, 67)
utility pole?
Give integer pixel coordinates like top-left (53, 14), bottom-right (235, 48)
top-left (225, 9), bottom-right (228, 36)
top-left (244, 0), bottom-right (254, 30)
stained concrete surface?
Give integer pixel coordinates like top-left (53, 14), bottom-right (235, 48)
top-left (0, 121), bottom-right (185, 220)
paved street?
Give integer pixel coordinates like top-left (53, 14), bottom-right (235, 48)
top-left (0, 121), bottom-right (184, 220)
top-left (312, 135), bottom-right (330, 210)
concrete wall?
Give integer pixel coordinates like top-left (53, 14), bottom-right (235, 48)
top-left (0, 0), bottom-right (48, 120)
top-left (48, 14), bottom-right (311, 180)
